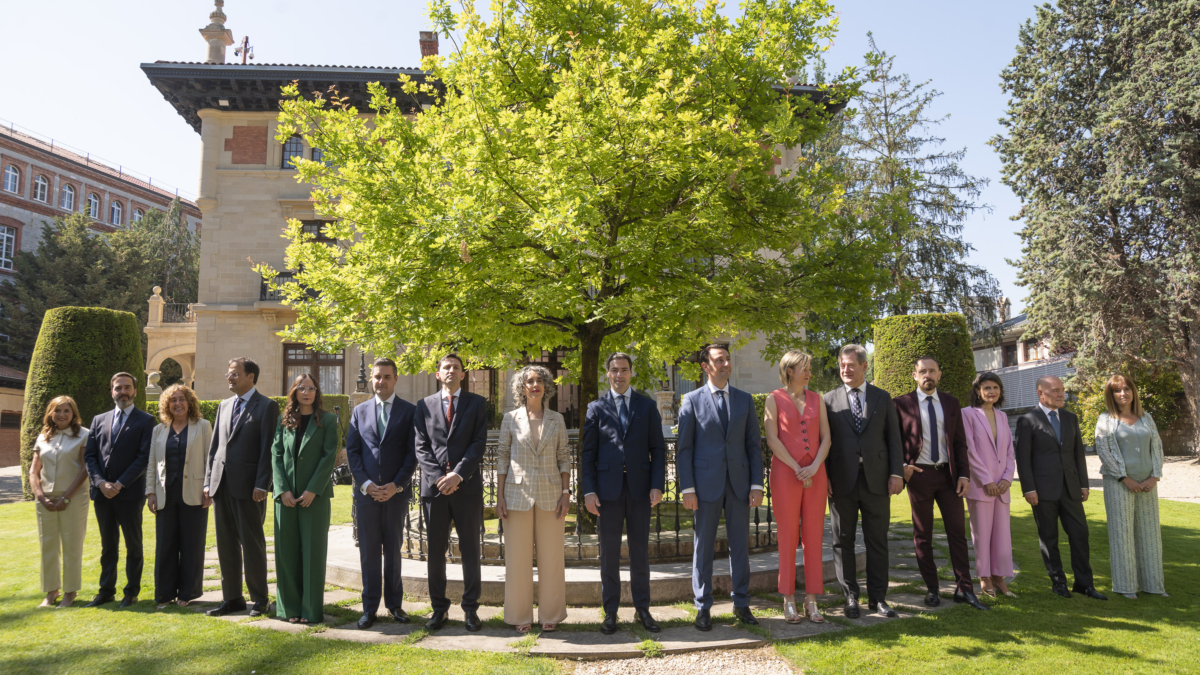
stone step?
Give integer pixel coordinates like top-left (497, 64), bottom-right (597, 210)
top-left (758, 614), bottom-right (845, 640)
top-left (654, 625), bottom-right (764, 655)
top-left (528, 630), bottom-right (644, 659)
top-left (418, 627), bottom-right (521, 653)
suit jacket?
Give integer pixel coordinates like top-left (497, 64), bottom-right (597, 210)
top-left (961, 407), bottom-right (1015, 503)
top-left (497, 407), bottom-right (571, 511)
top-left (676, 385), bottom-right (763, 502)
top-left (1015, 406), bottom-right (1088, 502)
top-left (84, 406), bottom-right (154, 502)
top-left (146, 418), bottom-right (213, 507)
top-left (413, 389), bottom-right (488, 499)
top-left (345, 395), bottom-right (418, 503)
top-left (271, 411), bottom-right (339, 501)
top-left (580, 389), bottom-right (666, 502)
top-left (822, 384), bottom-right (903, 497)
top-left (893, 390), bottom-right (970, 482)
top-left (205, 391), bottom-right (281, 499)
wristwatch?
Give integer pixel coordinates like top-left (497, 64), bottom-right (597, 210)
top-left (62, 497), bottom-right (70, 504)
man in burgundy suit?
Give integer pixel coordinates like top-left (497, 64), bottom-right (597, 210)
top-left (893, 356), bottom-right (989, 611)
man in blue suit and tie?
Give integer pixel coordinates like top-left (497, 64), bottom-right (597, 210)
top-left (581, 352), bottom-right (666, 635)
top-left (677, 343), bottom-right (764, 630)
top-left (345, 357), bottom-right (419, 629)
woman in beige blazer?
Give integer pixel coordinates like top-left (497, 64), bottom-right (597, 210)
top-left (146, 384), bottom-right (213, 608)
top-left (496, 364), bottom-right (571, 633)
top-left (30, 396), bottom-right (90, 608)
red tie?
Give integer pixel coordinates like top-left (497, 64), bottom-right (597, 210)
top-left (446, 394), bottom-right (455, 428)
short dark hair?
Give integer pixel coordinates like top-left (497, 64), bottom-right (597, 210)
top-left (229, 357), bottom-right (261, 384)
top-left (110, 372), bottom-right (136, 387)
top-left (606, 352), bottom-right (633, 370)
top-left (970, 372), bottom-right (1006, 408)
top-left (700, 343), bottom-right (730, 365)
top-left (438, 353), bottom-right (465, 370)
top-left (913, 355), bottom-right (940, 370)
top-left (372, 357), bottom-right (398, 375)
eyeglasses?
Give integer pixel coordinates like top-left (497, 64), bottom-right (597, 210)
top-left (296, 387), bottom-right (317, 394)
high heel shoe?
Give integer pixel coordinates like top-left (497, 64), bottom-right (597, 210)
top-left (783, 600), bottom-right (802, 624)
top-left (805, 601), bottom-right (825, 623)
top-left (981, 587), bottom-right (997, 598)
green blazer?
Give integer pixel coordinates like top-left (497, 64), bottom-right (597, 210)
top-left (271, 411), bottom-right (339, 501)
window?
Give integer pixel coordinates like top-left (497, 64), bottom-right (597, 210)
top-left (282, 136), bottom-right (304, 169)
top-left (283, 344), bottom-right (344, 395)
top-left (1002, 343), bottom-right (1018, 368)
top-left (2, 165), bottom-right (18, 193)
top-left (132, 208), bottom-right (144, 223)
top-left (87, 193), bottom-right (100, 219)
top-left (32, 176), bottom-right (48, 202)
top-left (310, 147), bottom-right (324, 164)
top-left (301, 220), bottom-right (335, 243)
top-left (109, 201), bottom-right (123, 226)
top-left (0, 225), bottom-right (15, 271)
top-left (60, 184), bottom-right (75, 211)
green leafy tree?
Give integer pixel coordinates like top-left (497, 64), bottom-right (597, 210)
top-left (992, 0), bottom-right (1200, 456)
top-left (127, 199), bottom-right (200, 305)
top-left (269, 0), bottom-right (897, 411)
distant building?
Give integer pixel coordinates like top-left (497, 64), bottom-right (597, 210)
top-left (970, 298), bottom-right (1074, 420)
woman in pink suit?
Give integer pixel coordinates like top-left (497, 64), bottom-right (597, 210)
top-left (961, 372), bottom-right (1017, 598)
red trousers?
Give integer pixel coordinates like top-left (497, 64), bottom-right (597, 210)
top-left (771, 457), bottom-right (827, 594)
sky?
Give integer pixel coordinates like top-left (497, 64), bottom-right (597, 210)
top-left (4, 0), bottom-right (1038, 311)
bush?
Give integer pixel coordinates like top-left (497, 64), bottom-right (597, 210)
top-left (873, 313), bottom-right (975, 403)
top-left (1066, 367), bottom-right (1186, 441)
top-left (146, 394), bottom-right (352, 449)
top-left (20, 307), bottom-right (146, 499)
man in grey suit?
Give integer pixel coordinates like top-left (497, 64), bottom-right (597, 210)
top-left (823, 344), bottom-right (904, 619)
top-left (204, 357), bottom-right (281, 617)
top-left (677, 343), bottom-right (764, 631)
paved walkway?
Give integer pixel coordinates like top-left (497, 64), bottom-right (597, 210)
top-left (1085, 455), bottom-right (1200, 503)
top-left (0, 465), bottom-right (23, 505)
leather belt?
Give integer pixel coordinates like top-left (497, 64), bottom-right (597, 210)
top-left (915, 463), bottom-right (948, 470)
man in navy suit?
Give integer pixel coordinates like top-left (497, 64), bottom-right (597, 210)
top-left (346, 357), bottom-right (418, 630)
top-left (413, 353), bottom-right (488, 632)
top-left (677, 343), bottom-right (764, 631)
top-left (581, 352), bottom-right (666, 635)
top-left (83, 372), bottom-right (154, 608)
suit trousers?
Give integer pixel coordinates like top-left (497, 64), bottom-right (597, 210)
top-left (37, 490), bottom-right (88, 593)
top-left (356, 495), bottom-right (409, 615)
top-left (213, 486), bottom-right (270, 605)
top-left (93, 493), bottom-right (144, 598)
top-left (274, 496), bottom-right (331, 622)
top-left (906, 465), bottom-right (973, 594)
top-left (503, 505), bottom-right (567, 626)
top-left (770, 458), bottom-right (827, 595)
top-left (829, 466), bottom-right (890, 604)
top-left (966, 497), bottom-right (1013, 578)
top-left (154, 478), bottom-right (209, 603)
top-left (598, 475), bottom-right (652, 615)
top-left (423, 486), bottom-right (483, 612)
top-left (692, 476), bottom-right (751, 611)
top-left (1031, 488), bottom-right (1093, 588)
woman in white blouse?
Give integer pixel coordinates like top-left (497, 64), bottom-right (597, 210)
top-left (29, 396), bottom-right (90, 608)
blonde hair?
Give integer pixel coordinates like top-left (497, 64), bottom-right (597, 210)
top-left (778, 350), bottom-right (813, 386)
top-left (1103, 374), bottom-right (1144, 418)
top-left (158, 384), bottom-right (202, 424)
top-left (41, 395), bottom-right (82, 439)
top-left (510, 365), bottom-right (557, 408)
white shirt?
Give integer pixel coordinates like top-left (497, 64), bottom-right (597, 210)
top-left (915, 389), bottom-right (947, 466)
top-left (440, 388), bottom-right (461, 419)
top-left (681, 381), bottom-right (761, 495)
top-left (361, 392), bottom-right (398, 494)
top-left (843, 382), bottom-right (868, 418)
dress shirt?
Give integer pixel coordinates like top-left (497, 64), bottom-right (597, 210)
top-left (361, 392), bottom-right (397, 494)
top-left (205, 388), bottom-right (256, 491)
top-left (915, 389), bottom-right (947, 466)
top-left (843, 382), bottom-right (868, 417)
top-left (108, 402), bottom-right (136, 488)
top-left (682, 380), bottom-right (761, 495)
top-left (439, 388), bottom-right (463, 480)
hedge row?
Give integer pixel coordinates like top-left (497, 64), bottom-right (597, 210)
top-left (146, 394), bottom-right (352, 447)
top-left (873, 313), bottom-right (976, 403)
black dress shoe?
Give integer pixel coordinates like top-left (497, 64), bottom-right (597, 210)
top-left (843, 600), bottom-right (861, 619)
top-left (85, 593), bottom-right (115, 608)
top-left (118, 596), bottom-right (138, 609)
top-left (358, 613), bottom-right (376, 629)
top-left (600, 613), bottom-right (618, 635)
top-left (635, 607), bottom-right (660, 633)
top-left (953, 590), bottom-right (991, 611)
top-left (249, 601), bottom-right (272, 617)
top-left (1051, 583), bottom-right (1072, 599)
top-left (390, 607), bottom-right (410, 624)
top-left (924, 591), bottom-right (941, 607)
top-left (425, 610), bottom-right (448, 630)
top-left (206, 599), bottom-right (247, 617)
top-left (464, 609), bottom-right (482, 632)
top-left (694, 608), bottom-right (712, 631)
top-left (869, 601), bottom-right (897, 618)
top-left (1073, 586), bottom-right (1108, 601)
top-left (733, 606), bottom-right (759, 626)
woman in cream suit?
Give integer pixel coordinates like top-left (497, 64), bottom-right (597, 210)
top-left (496, 364), bottom-right (571, 633)
top-left (146, 384), bottom-right (213, 609)
top-left (29, 396), bottom-right (90, 608)
top-left (961, 373), bottom-right (1017, 598)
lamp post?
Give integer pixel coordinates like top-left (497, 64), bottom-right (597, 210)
top-left (355, 351), bottom-right (368, 394)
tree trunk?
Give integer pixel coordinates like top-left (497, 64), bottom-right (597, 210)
top-left (1180, 345), bottom-right (1200, 466)
top-left (574, 325), bottom-right (604, 533)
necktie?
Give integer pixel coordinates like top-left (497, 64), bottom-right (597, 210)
top-left (446, 394), bottom-right (455, 428)
top-left (849, 388), bottom-right (865, 433)
top-left (618, 394), bottom-right (629, 436)
top-left (716, 390), bottom-right (729, 436)
top-left (231, 396), bottom-right (245, 428)
top-left (112, 409), bottom-right (126, 437)
top-left (1048, 409), bottom-right (1062, 443)
top-left (377, 401), bottom-right (389, 439)
top-left (926, 395), bottom-right (940, 463)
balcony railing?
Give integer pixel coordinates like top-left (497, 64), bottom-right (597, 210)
top-left (992, 354), bottom-right (1075, 411)
top-left (260, 271), bottom-right (319, 302)
top-left (161, 303), bottom-right (195, 323)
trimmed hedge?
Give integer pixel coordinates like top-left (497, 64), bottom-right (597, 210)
top-left (20, 307), bottom-right (147, 499)
top-left (146, 394), bottom-right (352, 449)
top-left (873, 313), bottom-right (975, 403)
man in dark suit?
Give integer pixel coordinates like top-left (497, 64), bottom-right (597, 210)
top-left (823, 344), bottom-right (904, 619)
top-left (346, 357), bottom-right (418, 629)
top-left (204, 357), bottom-right (281, 617)
top-left (1016, 375), bottom-right (1106, 600)
top-left (581, 352), bottom-right (666, 635)
top-left (83, 372), bottom-right (154, 608)
top-left (893, 356), bottom-right (988, 610)
top-left (414, 353), bottom-right (488, 632)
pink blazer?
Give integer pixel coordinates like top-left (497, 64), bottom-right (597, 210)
top-left (961, 407), bottom-right (1016, 503)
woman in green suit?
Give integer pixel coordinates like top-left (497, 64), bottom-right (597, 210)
top-left (272, 373), bottom-right (339, 623)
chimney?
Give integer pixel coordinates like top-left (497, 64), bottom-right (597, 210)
top-left (419, 31), bottom-right (439, 58)
top-left (998, 296), bottom-right (1011, 323)
top-left (200, 0), bottom-right (235, 64)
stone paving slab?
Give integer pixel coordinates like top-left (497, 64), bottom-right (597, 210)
top-left (836, 610), bottom-right (914, 628)
top-left (616, 605), bottom-right (691, 622)
top-left (242, 614), bottom-right (339, 632)
top-left (707, 597), bottom-right (783, 617)
top-left (653, 625), bottom-right (764, 654)
top-left (445, 605), bottom-right (503, 623)
top-left (345, 600), bottom-right (431, 617)
top-left (758, 614), bottom-right (845, 640)
top-left (529, 629), bottom-right (644, 659)
top-left (320, 620), bottom-right (423, 642)
top-left (321, 589), bottom-right (360, 604)
top-left (885, 593), bottom-right (957, 613)
top-left (418, 627), bottom-right (519, 652)
top-left (887, 569), bottom-right (925, 583)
